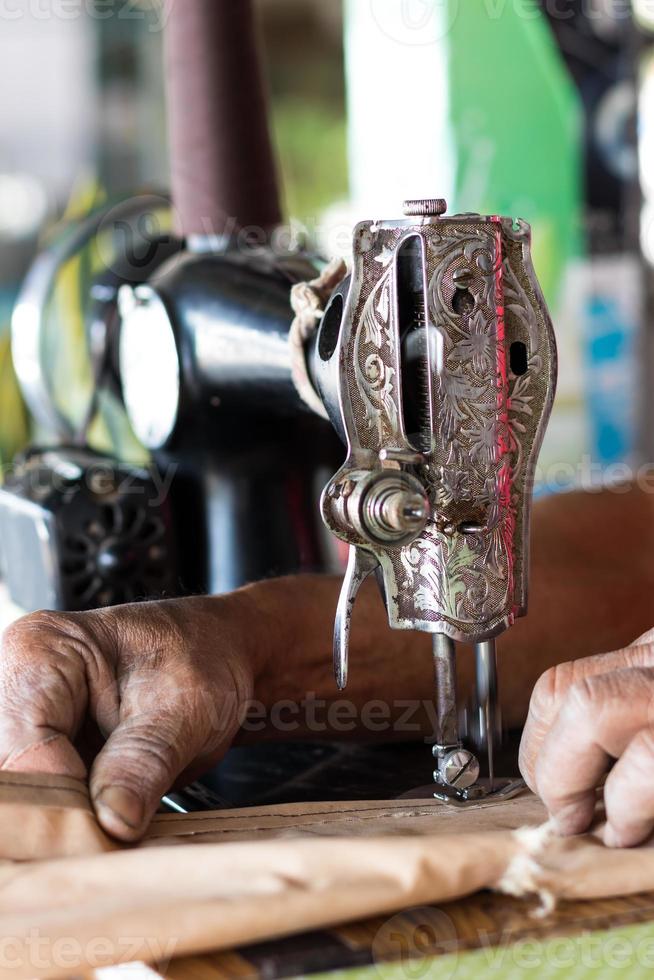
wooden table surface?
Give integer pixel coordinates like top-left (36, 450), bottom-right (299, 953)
top-left (98, 892), bottom-right (654, 980)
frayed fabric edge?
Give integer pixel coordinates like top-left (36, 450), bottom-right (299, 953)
top-left (496, 821), bottom-right (559, 917)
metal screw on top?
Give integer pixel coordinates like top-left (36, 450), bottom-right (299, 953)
top-left (403, 199), bottom-right (447, 217)
top-left (436, 748), bottom-right (480, 790)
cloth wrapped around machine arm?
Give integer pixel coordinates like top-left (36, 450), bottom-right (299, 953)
top-left (0, 771), bottom-right (653, 980)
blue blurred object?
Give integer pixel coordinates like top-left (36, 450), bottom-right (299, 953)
top-left (584, 273), bottom-right (639, 466)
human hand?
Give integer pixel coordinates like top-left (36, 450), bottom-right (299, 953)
top-left (520, 628), bottom-right (654, 847)
top-left (0, 593), bottom-right (266, 841)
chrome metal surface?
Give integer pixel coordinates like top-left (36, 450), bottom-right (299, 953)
top-left (433, 777), bottom-right (526, 808)
top-left (432, 634), bottom-right (459, 749)
top-left (315, 202), bottom-right (557, 655)
top-left (161, 781), bottom-right (231, 814)
top-left (118, 285), bottom-right (181, 449)
top-left (402, 198), bottom-right (447, 217)
top-left (333, 546), bottom-right (378, 690)
top-left (435, 748), bottom-right (480, 790)
top-left (11, 193), bottom-right (173, 439)
top-left (431, 633), bottom-right (482, 794)
top-left (312, 199), bottom-right (556, 793)
top-left (361, 475), bottom-right (429, 544)
top-left (475, 639), bottom-right (499, 790)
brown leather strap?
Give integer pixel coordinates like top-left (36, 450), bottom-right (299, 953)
top-left (164, 0), bottom-right (282, 239)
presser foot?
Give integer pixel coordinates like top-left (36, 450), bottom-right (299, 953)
top-left (431, 738), bottom-right (525, 807)
top-left (432, 776), bottom-right (526, 807)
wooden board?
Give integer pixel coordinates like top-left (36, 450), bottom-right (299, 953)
top-left (157, 891), bottom-right (654, 979)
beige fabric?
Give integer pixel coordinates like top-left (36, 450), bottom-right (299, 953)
top-left (0, 772), bottom-right (652, 980)
top-left (144, 792), bottom-right (548, 845)
top-left (0, 771), bottom-right (116, 860)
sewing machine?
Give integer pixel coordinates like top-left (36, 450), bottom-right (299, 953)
top-left (113, 196), bottom-right (556, 802)
top-left (304, 198), bottom-right (557, 801)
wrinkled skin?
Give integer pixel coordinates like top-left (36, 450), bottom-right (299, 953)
top-left (0, 596), bottom-right (261, 840)
top-left (520, 628), bottom-right (654, 848)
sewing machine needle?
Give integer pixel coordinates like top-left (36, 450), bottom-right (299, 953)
top-left (474, 639), bottom-right (498, 790)
top-left (432, 633), bottom-right (459, 748)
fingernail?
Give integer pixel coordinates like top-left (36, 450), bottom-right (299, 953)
top-left (94, 786), bottom-right (144, 831)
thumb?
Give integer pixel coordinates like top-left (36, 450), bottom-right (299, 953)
top-left (90, 709), bottom-right (202, 841)
top-left (88, 661), bottom-right (242, 841)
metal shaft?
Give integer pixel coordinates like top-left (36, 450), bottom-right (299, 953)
top-left (474, 639), bottom-right (498, 790)
top-left (432, 634), bottom-right (459, 748)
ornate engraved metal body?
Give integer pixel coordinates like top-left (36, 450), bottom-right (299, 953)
top-left (313, 203), bottom-right (557, 696)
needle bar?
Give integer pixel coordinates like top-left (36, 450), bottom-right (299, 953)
top-left (474, 639), bottom-right (498, 789)
top-left (432, 633), bottom-right (459, 748)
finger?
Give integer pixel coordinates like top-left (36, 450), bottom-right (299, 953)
top-left (2, 734), bottom-right (87, 779)
top-left (519, 639), bottom-right (654, 791)
top-left (534, 667), bottom-right (654, 835)
top-left (0, 614), bottom-right (91, 779)
top-left (90, 718), bottom-right (189, 841)
top-left (603, 728), bottom-right (654, 847)
top-left (89, 666), bottom-right (226, 841)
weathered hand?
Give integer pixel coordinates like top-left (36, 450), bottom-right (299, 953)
top-left (0, 594), bottom-right (265, 841)
top-left (519, 628), bottom-right (654, 847)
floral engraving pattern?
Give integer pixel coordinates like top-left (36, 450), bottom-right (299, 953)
top-left (395, 224), bottom-right (516, 631)
top-left (328, 217), bottom-right (556, 640)
top-left (354, 260), bottom-right (400, 443)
